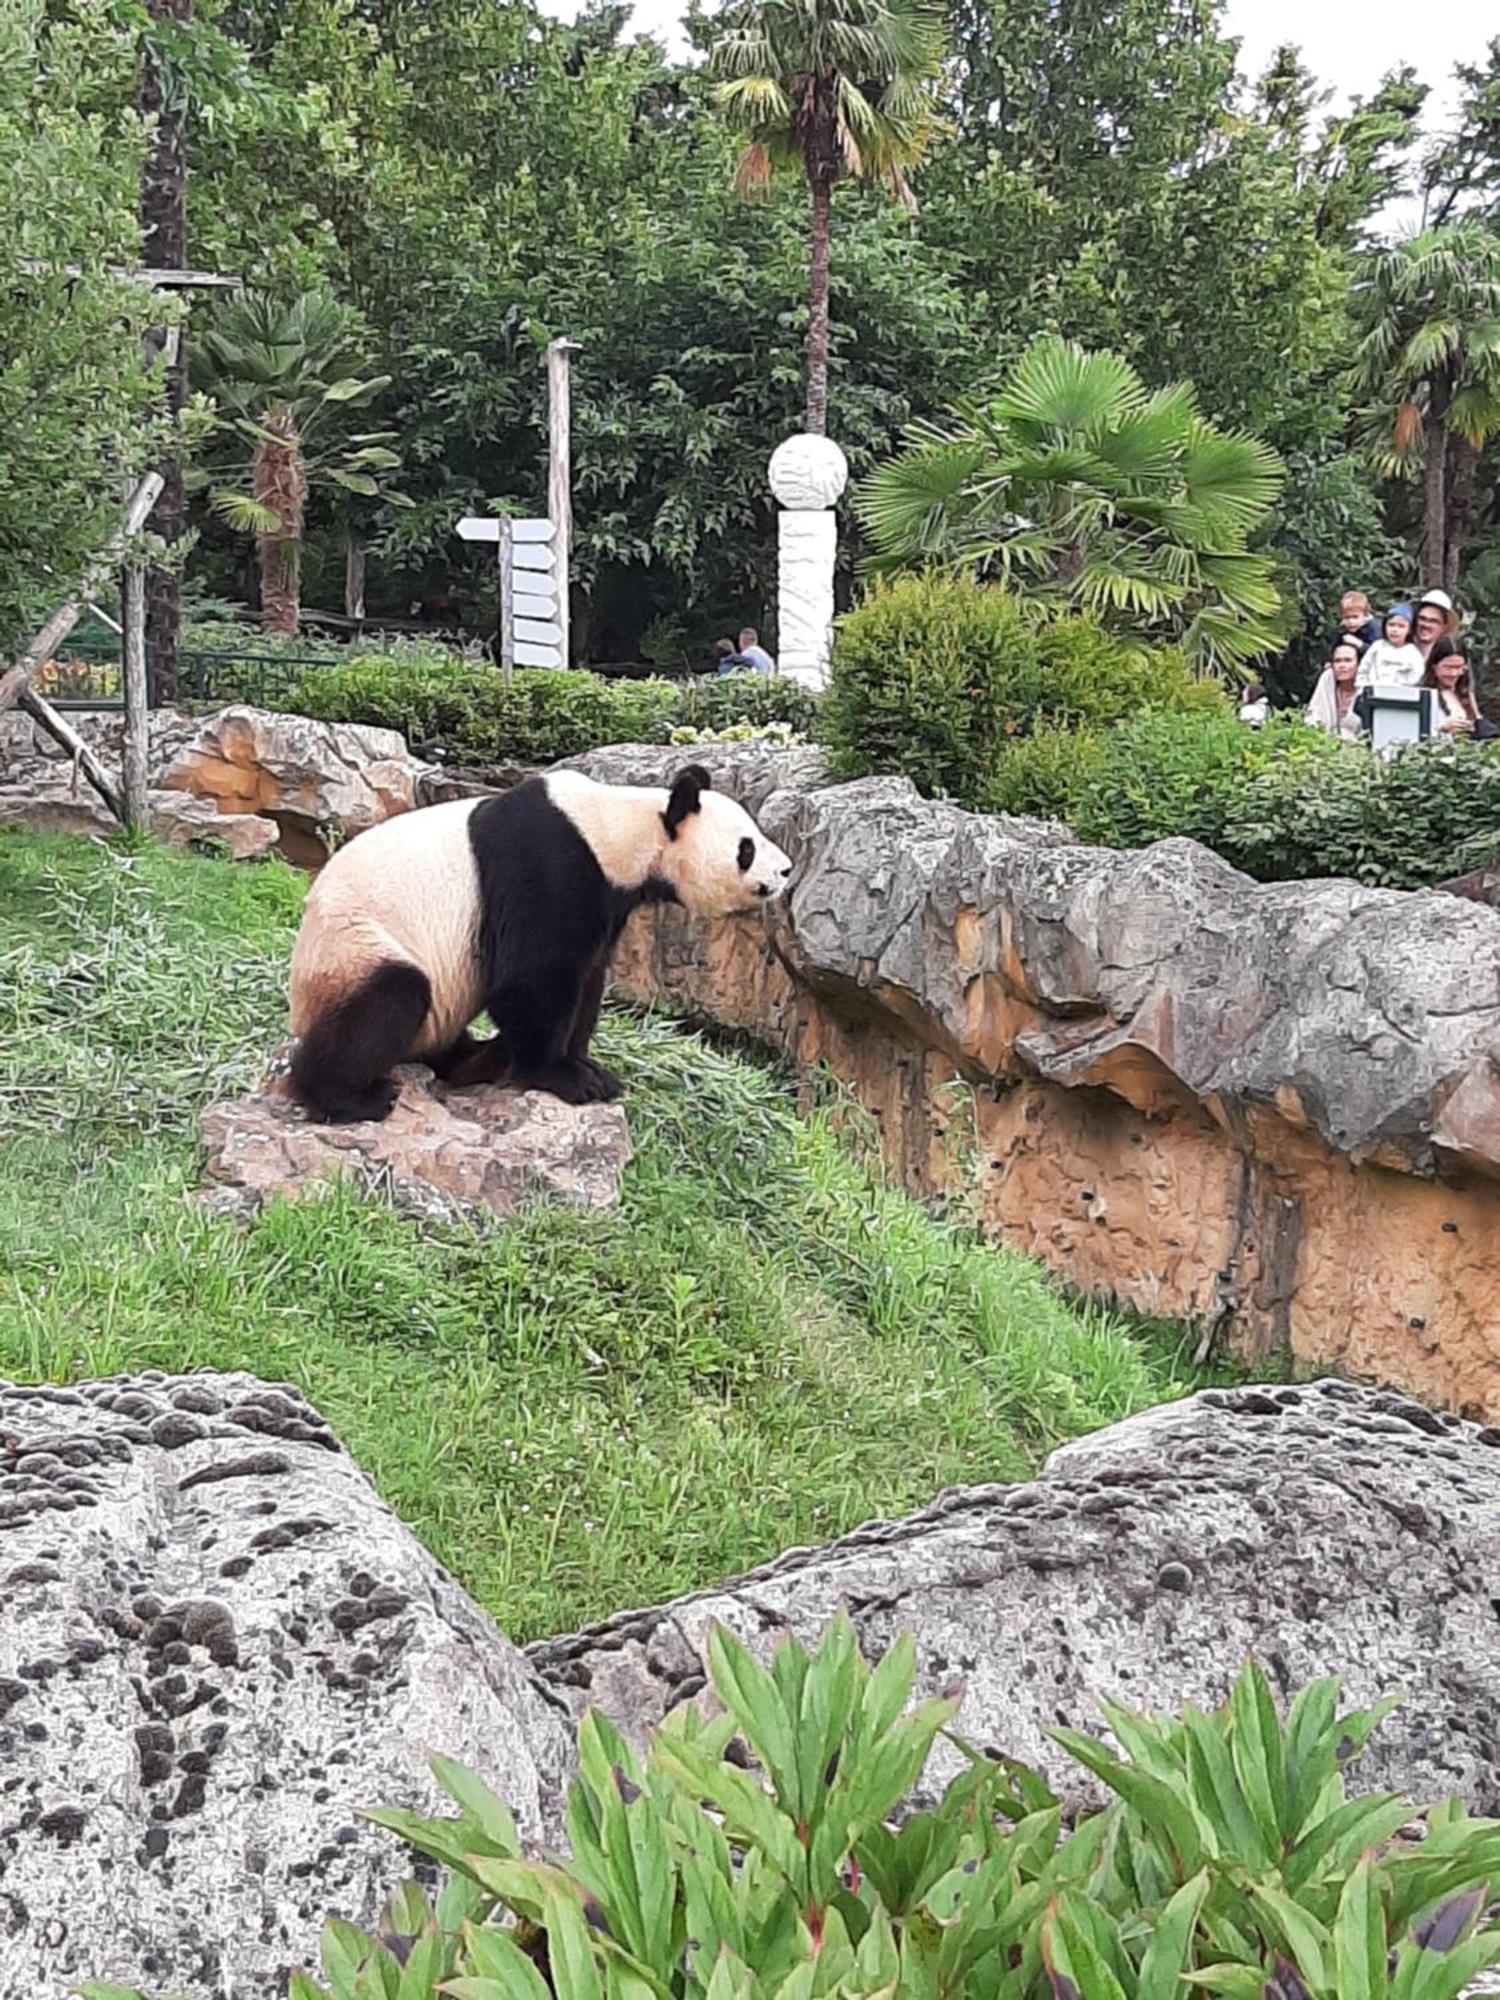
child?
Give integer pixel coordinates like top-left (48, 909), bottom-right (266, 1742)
top-left (1355, 603), bottom-right (1425, 688)
top-left (1331, 591), bottom-right (1379, 654)
top-left (1237, 681), bottom-right (1270, 726)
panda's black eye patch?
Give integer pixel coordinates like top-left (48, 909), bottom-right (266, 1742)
top-left (737, 837), bottom-right (755, 872)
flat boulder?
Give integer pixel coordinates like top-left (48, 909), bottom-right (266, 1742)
top-left (0, 1370), bottom-right (574, 1999)
top-left (201, 1056), bottom-right (632, 1223)
top-left (529, 1380), bottom-right (1500, 1819)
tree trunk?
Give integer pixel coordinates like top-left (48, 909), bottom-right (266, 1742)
top-left (254, 417), bottom-right (306, 637)
top-left (140, 0), bottom-right (191, 704)
top-left (805, 176), bottom-right (832, 435)
top-left (1445, 434), bottom-right (1478, 596)
top-left (344, 526), bottom-right (367, 621)
top-left (1423, 378), bottom-right (1450, 589)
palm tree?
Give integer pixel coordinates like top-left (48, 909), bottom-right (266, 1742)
top-left (710, 0), bottom-right (946, 436)
top-left (857, 336), bottom-right (1286, 674)
top-left (192, 291), bottom-right (405, 635)
top-left (1351, 223), bottom-right (1500, 594)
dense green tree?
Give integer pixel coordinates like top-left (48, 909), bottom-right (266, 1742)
top-left (859, 336), bottom-right (1286, 671)
top-left (1424, 37), bottom-right (1500, 226)
top-left (708, 0), bottom-right (946, 434)
top-left (0, 0), bottom-right (163, 658)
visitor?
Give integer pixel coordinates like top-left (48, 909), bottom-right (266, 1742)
top-left (1355, 603), bottom-right (1424, 688)
top-left (713, 638), bottom-right (745, 676)
top-left (1423, 638), bottom-right (1480, 736)
top-left (1414, 589), bottom-right (1460, 661)
top-left (1330, 591), bottom-right (1379, 654)
top-left (1305, 638), bottom-right (1365, 742)
top-left (737, 627), bottom-right (776, 675)
top-left (1237, 681), bottom-right (1270, 726)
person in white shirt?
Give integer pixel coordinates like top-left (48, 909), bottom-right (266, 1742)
top-left (1355, 603), bottom-right (1425, 688)
top-left (1306, 638), bottom-right (1365, 741)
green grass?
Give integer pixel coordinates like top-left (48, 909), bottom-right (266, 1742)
top-left (0, 829), bottom-right (1214, 1643)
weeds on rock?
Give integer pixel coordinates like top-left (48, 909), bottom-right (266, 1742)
top-left (85, 1616), bottom-right (1500, 2000)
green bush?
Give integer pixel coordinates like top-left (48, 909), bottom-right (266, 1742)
top-left (1066, 712), bottom-right (1337, 858)
top-left (1224, 736), bottom-right (1500, 890)
top-left (822, 573), bottom-right (1221, 808)
top-left (95, 1617), bottom-right (1500, 2000)
top-left (288, 656), bottom-right (818, 765)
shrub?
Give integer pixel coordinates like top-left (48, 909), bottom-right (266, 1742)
top-left (822, 573), bottom-right (1220, 808)
top-left (288, 656), bottom-right (818, 765)
top-left (1066, 712), bottom-right (1336, 858)
top-left (94, 1618), bottom-right (1500, 2000)
top-left (1225, 736), bottom-right (1500, 890)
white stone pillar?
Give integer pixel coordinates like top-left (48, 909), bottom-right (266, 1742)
top-left (768, 434), bottom-right (848, 691)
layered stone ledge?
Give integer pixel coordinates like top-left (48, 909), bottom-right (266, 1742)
top-left (570, 747), bottom-right (1500, 1419)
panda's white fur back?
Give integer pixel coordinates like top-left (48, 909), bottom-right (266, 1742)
top-left (290, 796), bottom-right (485, 1058)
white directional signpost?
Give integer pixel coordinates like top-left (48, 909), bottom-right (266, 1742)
top-left (455, 516), bottom-right (563, 678)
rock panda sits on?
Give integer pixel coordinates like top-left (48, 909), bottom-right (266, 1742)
top-left (287, 764), bottom-right (793, 1122)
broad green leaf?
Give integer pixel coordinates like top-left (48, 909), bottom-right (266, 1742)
top-left (1138, 1869), bottom-right (1210, 1993)
top-left (430, 1760), bottom-right (522, 1855)
top-left (1051, 1725), bottom-right (1208, 1875)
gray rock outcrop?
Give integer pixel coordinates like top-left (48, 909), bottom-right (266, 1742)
top-left (0, 1371), bottom-right (574, 2000)
top-left (200, 1058), bottom-right (633, 1223)
top-left (556, 753), bottom-right (1500, 1418)
top-left (558, 740), bottom-right (832, 820)
top-left (530, 1379), bottom-right (1500, 1818)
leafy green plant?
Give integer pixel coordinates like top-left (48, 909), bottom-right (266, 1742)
top-left (822, 572), bottom-right (1221, 808)
top-left (288, 658), bottom-right (818, 765)
top-left (857, 338), bottom-right (1288, 673)
top-left (85, 1623), bottom-right (1500, 2000)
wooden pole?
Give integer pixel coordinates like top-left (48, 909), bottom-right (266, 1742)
top-left (498, 520), bottom-right (515, 685)
top-left (546, 338), bottom-right (578, 669)
top-left (121, 561), bottom-right (150, 827)
top-left (16, 686), bottom-right (125, 820)
top-left (0, 472), bottom-right (164, 714)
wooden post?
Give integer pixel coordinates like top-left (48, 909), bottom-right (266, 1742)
top-left (498, 520), bottom-right (515, 684)
top-left (121, 561), bottom-right (150, 827)
top-left (546, 338), bottom-right (579, 668)
top-left (0, 472), bottom-right (164, 714)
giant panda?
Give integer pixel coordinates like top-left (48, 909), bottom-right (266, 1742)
top-left (286, 763), bottom-right (793, 1122)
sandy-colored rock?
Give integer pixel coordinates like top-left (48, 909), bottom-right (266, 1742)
top-left (530, 1379), bottom-right (1500, 1817)
top-left (0, 1370), bottom-right (574, 2000)
top-left (200, 1057), bottom-right (632, 1222)
top-left (559, 750), bottom-right (1500, 1418)
top-left (159, 706), bottom-right (430, 865)
top-left (0, 771), bottom-right (278, 860)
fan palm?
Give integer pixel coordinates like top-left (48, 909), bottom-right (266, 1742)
top-left (710, 0), bottom-right (946, 436)
top-left (192, 290), bottom-right (404, 635)
top-left (1350, 223), bottom-right (1500, 594)
top-left (858, 337), bottom-right (1286, 674)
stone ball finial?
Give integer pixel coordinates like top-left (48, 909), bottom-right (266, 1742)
top-left (768, 433), bottom-right (849, 511)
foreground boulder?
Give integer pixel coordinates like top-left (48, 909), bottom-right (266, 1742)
top-left (530, 1379), bottom-right (1500, 1818)
top-left (555, 751), bottom-right (1500, 1419)
top-left (201, 1058), bottom-right (633, 1222)
top-left (0, 1371), bottom-right (574, 1999)
top-left (557, 740), bottom-right (831, 819)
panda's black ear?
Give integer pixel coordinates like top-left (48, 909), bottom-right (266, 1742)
top-left (663, 764), bottom-right (711, 838)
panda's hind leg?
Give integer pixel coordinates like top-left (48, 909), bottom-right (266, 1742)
top-left (290, 961), bottom-right (431, 1124)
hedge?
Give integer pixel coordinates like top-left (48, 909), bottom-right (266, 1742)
top-left (994, 709), bottom-right (1500, 892)
top-left (821, 572), bottom-right (1223, 810)
top-left (287, 656), bottom-right (819, 766)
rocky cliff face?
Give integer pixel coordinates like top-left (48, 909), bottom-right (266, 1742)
top-left (568, 747), bottom-right (1500, 1418)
